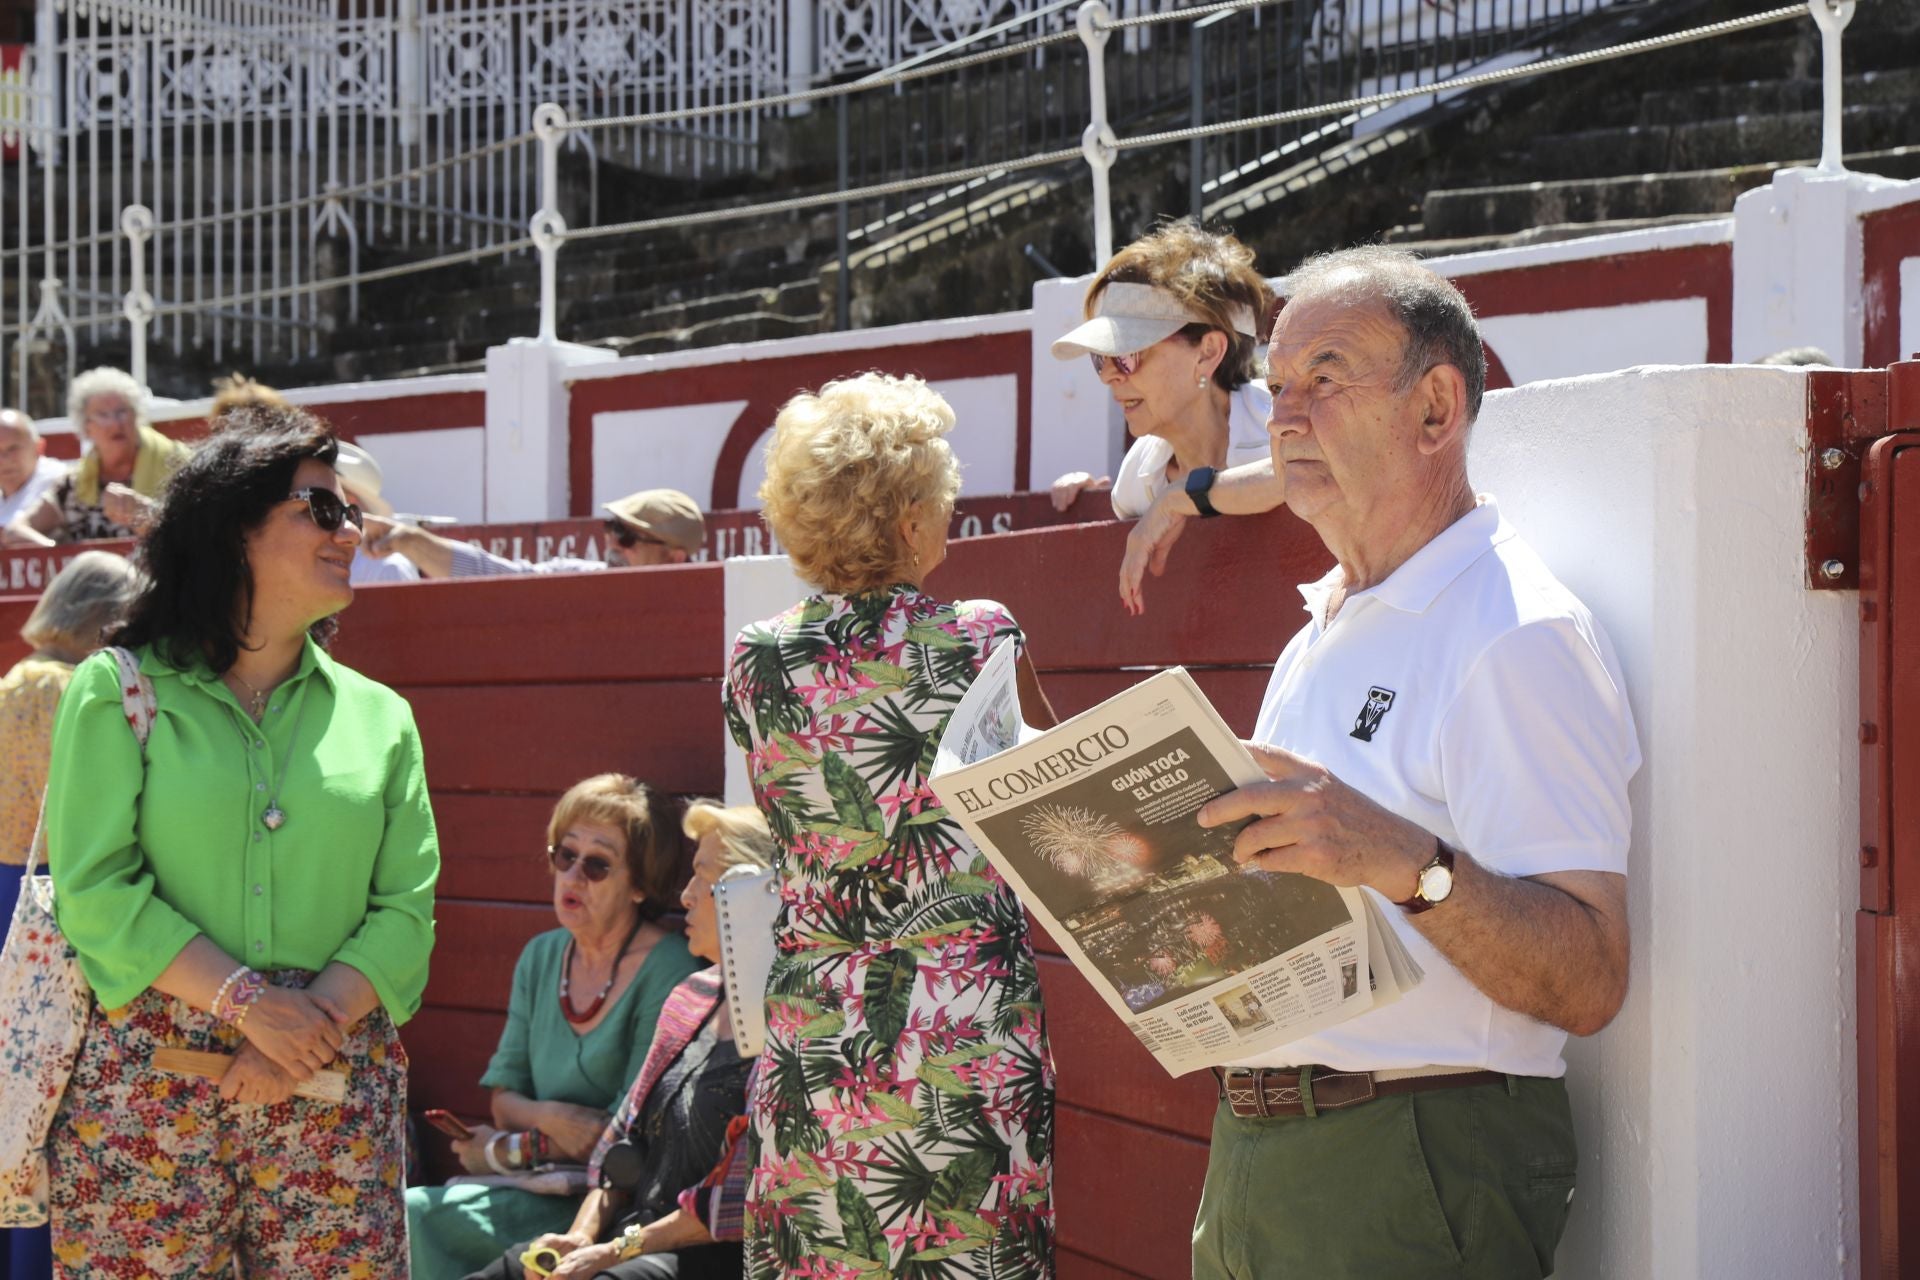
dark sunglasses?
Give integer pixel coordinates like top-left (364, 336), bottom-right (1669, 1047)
top-left (1089, 351), bottom-right (1144, 377)
top-left (604, 519), bottom-right (668, 550)
top-left (288, 487), bottom-right (363, 533)
top-left (548, 844), bottom-right (615, 882)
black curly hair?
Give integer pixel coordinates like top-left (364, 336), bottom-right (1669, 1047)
top-left (111, 406), bottom-right (342, 673)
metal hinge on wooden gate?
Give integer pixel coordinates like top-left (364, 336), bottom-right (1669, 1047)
top-left (1807, 358), bottom-right (1920, 590)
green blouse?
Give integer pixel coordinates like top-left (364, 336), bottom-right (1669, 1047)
top-left (480, 927), bottom-right (702, 1108)
top-left (46, 639), bottom-right (440, 1021)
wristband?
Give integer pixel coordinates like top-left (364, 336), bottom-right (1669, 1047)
top-left (484, 1132), bottom-right (513, 1176)
top-left (1184, 465), bottom-right (1221, 518)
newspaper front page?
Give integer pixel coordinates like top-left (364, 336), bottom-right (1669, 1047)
top-left (931, 644), bottom-right (1417, 1076)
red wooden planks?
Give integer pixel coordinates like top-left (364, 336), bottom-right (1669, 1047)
top-left (1038, 955), bottom-right (1219, 1142)
top-left (933, 507), bottom-right (1327, 671)
top-left (401, 680), bottom-right (724, 794)
top-left (431, 792), bottom-right (566, 903)
top-left (332, 561), bottom-right (725, 686)
top-left (1052, 1104), bottom-right (1212, 1280)
top-left (421, 901), bottom-right (557, 1015)
top-left (401, 1006), bottom-right (507, 1121)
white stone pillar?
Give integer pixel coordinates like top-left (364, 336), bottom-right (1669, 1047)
top-left (1731, 167), bottom-right (1905, 366)
top-left (481, 337), bottom-right (617, 521)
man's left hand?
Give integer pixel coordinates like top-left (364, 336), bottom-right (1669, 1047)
top-left (1198, 741), bottom-right (1433, 900)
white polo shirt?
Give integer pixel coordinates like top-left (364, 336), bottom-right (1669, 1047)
top-left (1238, 497), bottom-right (1639, 1078)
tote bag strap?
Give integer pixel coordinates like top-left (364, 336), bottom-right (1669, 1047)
top-left (21, 647), bottom-right (155, 874)
top-left (103, 646), bottom-right (157, 750)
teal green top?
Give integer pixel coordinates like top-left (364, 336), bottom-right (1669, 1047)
top-left (46, 640), bottom-right (440, 1021)
top-left (480, 927), bottom-right (702, 1107)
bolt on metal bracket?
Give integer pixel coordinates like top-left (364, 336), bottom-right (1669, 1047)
top-left (1805, 359), bottom-right (1920, 590)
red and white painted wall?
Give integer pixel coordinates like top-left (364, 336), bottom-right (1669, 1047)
top-left (22, 166), bottom-right (1918, 542)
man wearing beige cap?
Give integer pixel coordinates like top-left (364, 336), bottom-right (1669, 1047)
top-left (365, 487), bottom-right (706, 578)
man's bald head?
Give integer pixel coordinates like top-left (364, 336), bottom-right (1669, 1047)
top-left (0, 408), bottom-right (42, 494)
top-left (1282, 247), bottom-right (1486, 424)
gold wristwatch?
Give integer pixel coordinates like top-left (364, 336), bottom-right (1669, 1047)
top-left (614, 1223), bottom-right (648, 1260)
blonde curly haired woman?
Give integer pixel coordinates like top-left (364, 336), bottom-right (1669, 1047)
top-left (1048, 220), bottom-right (1286, 613)
top-left (725, 373), bottom-right (1058, 1278)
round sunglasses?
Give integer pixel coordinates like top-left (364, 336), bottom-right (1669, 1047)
top-left (548, 843), bottom-right (617, 882)
top-left (288, 487), bottom-right (363, 533)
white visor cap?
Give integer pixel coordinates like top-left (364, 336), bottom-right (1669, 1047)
top-left (1049, 281), bottom-right (1260, 361)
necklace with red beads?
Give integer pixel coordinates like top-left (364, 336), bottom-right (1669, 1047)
top-left (559, 915), bottom-right (646, 1026)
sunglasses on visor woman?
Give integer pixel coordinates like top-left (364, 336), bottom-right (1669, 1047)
top-left (288, 487), bottom-right (363, 533)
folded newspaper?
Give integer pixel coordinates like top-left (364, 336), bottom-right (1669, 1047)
top-left (929, 644), bottom-right (1421, 1076)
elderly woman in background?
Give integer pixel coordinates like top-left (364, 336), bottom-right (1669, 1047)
top-left (2, 367), bottom-right (193, 546)
top-left (408, 774), bottom-right (704, 1279)
top-left (464, 800), bottom-right (774, 1280)
top-left (1047, 220), bottom-right (1283, 614)
top-left (44, 408), bottom-right (438, 1274)
top-left (726, 373), bottom-right (1057, 1278)
top-left (0, 549), bottom-right (136, 1280)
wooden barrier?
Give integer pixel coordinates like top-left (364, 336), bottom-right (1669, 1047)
top-left (0, 506), bottom-right (1331, 1278)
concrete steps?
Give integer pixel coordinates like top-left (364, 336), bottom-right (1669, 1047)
top-left (1420, 144), bottom-right (1920, 240)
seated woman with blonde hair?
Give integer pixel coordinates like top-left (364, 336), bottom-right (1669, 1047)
top-left (727, 372), bottom-right (1058, 1278)
top-left (407, 775), bottom-right (704, 1279)
top-left (1047, 219), bottom-right (1285, 614)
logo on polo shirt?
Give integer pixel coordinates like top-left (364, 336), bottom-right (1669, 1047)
top-left (1350, 686), bottom-right (1396, 742)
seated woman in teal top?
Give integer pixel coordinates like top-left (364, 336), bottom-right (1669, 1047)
top-left (408, 774), bottom-right (704, 1279)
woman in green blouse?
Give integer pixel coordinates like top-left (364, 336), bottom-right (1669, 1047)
top-left (44, 408), bottom-right (439, 1276)
top-left (407, 774), bottom-right (702, 1279)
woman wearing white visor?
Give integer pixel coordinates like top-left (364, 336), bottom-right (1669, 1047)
top-left (1048, 221), bottom-right (1285, 613)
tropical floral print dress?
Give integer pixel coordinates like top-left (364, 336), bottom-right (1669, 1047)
top-left (725, 584), bottom-right (1055, 1280)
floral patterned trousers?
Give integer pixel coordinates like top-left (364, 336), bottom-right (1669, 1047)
top-left (48, 974), bottom-right (408, 1278)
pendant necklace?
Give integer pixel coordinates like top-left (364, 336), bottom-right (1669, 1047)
top-left (226, 669), bottom-right (273, 721)
top-left (559, 914), bottom-right (646, 1026)
top-left (227, 672), bottom-right (314, 831)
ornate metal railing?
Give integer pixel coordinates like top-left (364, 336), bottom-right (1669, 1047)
top-left (1, 0), bottom-right (1790, 410)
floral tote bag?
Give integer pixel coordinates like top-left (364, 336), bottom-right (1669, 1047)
top-left (0, 647), bottom-right (153, 1226)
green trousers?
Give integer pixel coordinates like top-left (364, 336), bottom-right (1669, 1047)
top-left (1192, 1075), bottom-right (1578, 1279)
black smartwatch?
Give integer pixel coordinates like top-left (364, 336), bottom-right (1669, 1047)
top-left (1184, 465), bottom-right (1221, 518)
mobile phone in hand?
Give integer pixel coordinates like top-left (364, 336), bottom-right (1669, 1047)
top-left (424, 1109), bottom-right (473, 1140)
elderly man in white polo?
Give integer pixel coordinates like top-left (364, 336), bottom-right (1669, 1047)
top-left (1188, 246), bottom-right (1639, 1279)
top-left (365, 488), bottom-right (706, 578)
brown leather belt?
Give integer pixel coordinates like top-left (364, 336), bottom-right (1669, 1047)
top-left (1217, 1065), bottom-right (1507, 1119)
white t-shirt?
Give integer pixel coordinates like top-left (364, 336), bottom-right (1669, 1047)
top-left (1237, 498), bottom-right (1640, 1078)
top-left (1108, 382), bottom-right (1272, 519)
top-left (0, 455), bottom-right (68, 527)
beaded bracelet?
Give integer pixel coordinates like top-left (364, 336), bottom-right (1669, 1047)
top-left (213, 968), bottom-right (266, 1028)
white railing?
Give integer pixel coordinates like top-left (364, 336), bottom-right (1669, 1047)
top-left (2, 0), bottom-right (1123, 411)
top-left (18, 0), bottom-right (1836, 409)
